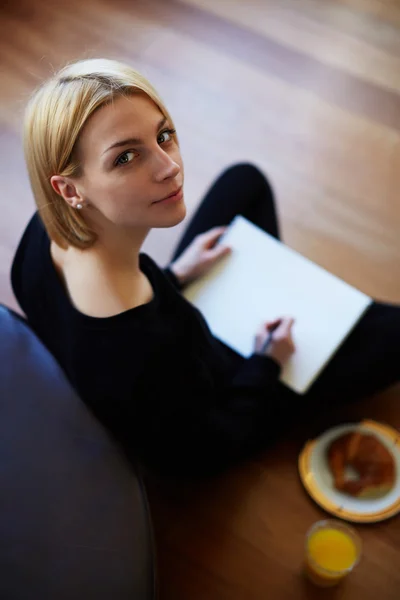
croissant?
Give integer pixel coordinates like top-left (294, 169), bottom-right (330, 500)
top-left (327, 431), bottom-right (396, 498)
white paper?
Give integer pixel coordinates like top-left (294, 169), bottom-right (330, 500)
top-left (183, 216), bottom-right (372, 394)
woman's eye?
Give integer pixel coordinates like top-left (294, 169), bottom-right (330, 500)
top-left (115, 151), bottom-right (135, 166)
top-left (157, 129), bottom-right (176, 144)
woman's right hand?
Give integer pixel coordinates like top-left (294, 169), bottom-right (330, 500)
top-left (254, 317), bottom-right (296, 367)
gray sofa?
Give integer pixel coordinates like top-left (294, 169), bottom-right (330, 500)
top-left (0, 305), bottom-right (156, 600)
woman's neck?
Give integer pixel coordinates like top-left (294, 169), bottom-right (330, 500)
top-left (52, 224), bottom-right (153, 317)
top-left (89, 223), bottom-right (150, 275)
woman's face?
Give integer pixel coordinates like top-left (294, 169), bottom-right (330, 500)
top-left (74, 93), bottom-right (186, 231)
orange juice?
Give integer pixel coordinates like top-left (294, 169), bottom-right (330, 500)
top-left (305, 520), bottom-right (361, 587)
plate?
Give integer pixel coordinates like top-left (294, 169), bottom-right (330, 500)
top-left (298, 420), bottom-right (400, 523)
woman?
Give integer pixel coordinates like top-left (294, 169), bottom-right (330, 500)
top-left (11, 58), bottom-right (400, 476)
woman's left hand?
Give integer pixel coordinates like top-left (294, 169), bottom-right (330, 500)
top-left (170, 226), bottom-right (232, 287)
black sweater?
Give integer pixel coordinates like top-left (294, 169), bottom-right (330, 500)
top-left (11, 213), bottom-right (288, 476)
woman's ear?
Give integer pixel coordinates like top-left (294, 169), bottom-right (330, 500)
top-left (50, 175), bottom-right (83, 209)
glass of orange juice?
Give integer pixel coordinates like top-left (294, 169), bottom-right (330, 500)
top-left (304, 520), bottom-right (362, 587)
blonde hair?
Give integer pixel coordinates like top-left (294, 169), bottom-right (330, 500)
top-left (24, 58), bottom-right (175, 249)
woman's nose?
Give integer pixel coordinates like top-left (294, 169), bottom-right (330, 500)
top-left (152, 148), bottom-right (180, 182)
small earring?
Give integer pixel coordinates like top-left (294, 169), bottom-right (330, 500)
top-left (76, 203), bottom-right (83, 210)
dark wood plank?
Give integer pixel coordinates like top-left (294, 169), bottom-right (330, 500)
top-left (147, 388), bottom-right (400, 599)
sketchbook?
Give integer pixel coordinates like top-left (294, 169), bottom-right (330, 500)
top-left (183, 216), bottom-right (372, 394)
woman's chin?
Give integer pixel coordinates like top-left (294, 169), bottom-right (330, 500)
top-left (152, 200), bottom-right (187, 228)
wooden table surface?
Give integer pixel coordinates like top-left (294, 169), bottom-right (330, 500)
top-left (147, 386), bottom-right (400, 599)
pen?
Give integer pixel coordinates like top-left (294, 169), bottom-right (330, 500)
top-left (260, 321), bottom-right (281, 354)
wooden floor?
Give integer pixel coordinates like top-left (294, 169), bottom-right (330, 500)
top-left (1, 0), bottom-right (400, 598)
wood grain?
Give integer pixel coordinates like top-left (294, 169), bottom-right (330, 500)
top-left (181, 0), bottom-right (400, 94)
top-left (1, 0), bottom-right (400, 597)
top-left (146, 389), bottom-right (400, 599)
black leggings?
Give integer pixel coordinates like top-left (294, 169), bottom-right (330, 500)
top-left (173, 163), bottom-right (400, 407)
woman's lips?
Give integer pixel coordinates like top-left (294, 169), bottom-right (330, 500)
top-left (154, 186), bottom-right (183, 205)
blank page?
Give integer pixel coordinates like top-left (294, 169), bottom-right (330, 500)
top-left (183, 216), bottom-right (372, 394)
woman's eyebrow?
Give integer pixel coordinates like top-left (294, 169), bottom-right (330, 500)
top-left (102, 117), bottom-right (167, 155)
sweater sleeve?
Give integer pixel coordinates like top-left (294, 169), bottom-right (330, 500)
top-left (117, 352), bottom-right (294, 478)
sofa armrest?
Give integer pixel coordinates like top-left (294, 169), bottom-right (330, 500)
top-left (0, 305), bottom-right (156, 600)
